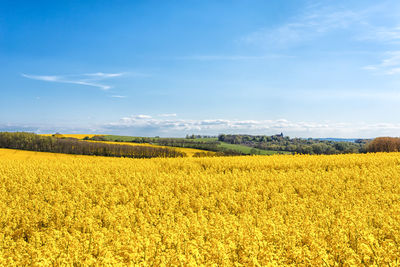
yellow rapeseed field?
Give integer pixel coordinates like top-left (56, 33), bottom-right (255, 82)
top-left (0, 148), bottom-right (399, 265)
top-left (40, 134), bottom-right (98, 139)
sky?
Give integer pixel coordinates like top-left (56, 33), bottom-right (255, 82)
top-left (1, 0), bottom-right (400, 138)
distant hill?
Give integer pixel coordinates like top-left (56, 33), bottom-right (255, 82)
top-left (39, 133), bottom-right (371, 155)
top-left (315, 138), bottom-right (358, 142)
top-left (217, 134), bottom-right (368, 154)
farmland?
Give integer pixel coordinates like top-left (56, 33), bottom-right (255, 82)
top-left (40, 134), bottom-right (98, 139)
top-left (87, 140), bottom-right (213, 157)
top-left (97, 135), bottom-right (292, 155)
top-left (38, 133), bottom-right (370, 156)
top-left (217, 142), bottom-right (291, 155)
top-left (0, 148), bottom-right (399, 265)
top-left (38, 133), bottom-right (211, 157)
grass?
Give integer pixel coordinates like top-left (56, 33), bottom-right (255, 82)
top-left (188, 137), bottom-right (219, 142)
top-left (217, 142), bottom-right (291, 155)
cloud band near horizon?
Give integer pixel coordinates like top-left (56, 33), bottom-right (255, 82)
top-left (2, 115), bottom-right (400, 138)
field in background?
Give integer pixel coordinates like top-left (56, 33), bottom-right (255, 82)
top-left (39, 134), bottom-right (210, 157)
top-left (40, 134), bottom-right (98, 139)
top-left (39, 134), bottom-right (294, 155)
top-left (0, 148), bottom-right (88, 159)
top-left (101, 135), bottom-right (287, 155)
top-left (87, 140), bottom-right (213, 157)
top-left (0, 148), bottom-right (399, 265)
top-left (217, 142), bottom-right (291, 155)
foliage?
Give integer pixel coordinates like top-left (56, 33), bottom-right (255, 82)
top-left (218, 134), bottom-right (368, 154)
top-left (0, 132), bottom-right (185, 158)
top-left (218, 142), bottom-right (290, 155)
top-left (84, 135), bottom-right (107, 141)
top-left (86, 140), bottom-right (213, 157)
top-left (366, 137), bottom-right (400, 152)
top-left (0, 149), bottom-right (399, 265)
top-left (98, 135), bottom-right (243, 156)
top-left (99, 134), bottom-right (370, 155)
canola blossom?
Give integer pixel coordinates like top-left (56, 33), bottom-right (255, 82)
top-left (0, 148), bottom-right (399, 265)
top-left (39, 134), bottom-right (98, 139)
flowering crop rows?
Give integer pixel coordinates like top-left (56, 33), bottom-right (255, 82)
top-left (0, 148), bottom-right (399, 265)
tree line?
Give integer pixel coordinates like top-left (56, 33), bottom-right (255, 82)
top-left (91, 134), bottom-right (374, 155)
top-left (0, 132), bottom-right (186, 158)
top-left (3, 132), bottom-right (399, 156)
top-left (365, 137), bottom-right (400, 152)
top-left (218, 134), bottom-right (369, 155)
top-left (86, 135), bottom-right (243, 156)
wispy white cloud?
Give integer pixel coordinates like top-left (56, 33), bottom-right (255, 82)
top-left (22, 72), bottom-right (125, 90)
top-left (158, 113), bottom-right (177, 117)
top-left (110, 95), bottom-right (126, 98)
top-left (242, 6), bottom-right (364, 47)
top-left (363, 51), bottom-right (400, 75)
top-left (358, 26), bottom-right (400, 44)
top-left (127, 114), bottom-right (152, 119)
top-left (84, 72), bottom-right (125, 78)
top-left (386, 68), bottom-right (400, 75)
top-left (22, 74), bottom-right (60, 82)
top-left (242, 2), bottom-right (400, 48)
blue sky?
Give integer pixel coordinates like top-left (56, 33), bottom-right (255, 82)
top-left (1, 0), bottom-right (400, 137)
